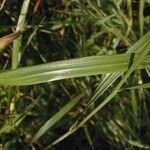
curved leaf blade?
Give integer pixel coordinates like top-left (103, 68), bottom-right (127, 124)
top-left (0, 53), bottom-right (149, 86)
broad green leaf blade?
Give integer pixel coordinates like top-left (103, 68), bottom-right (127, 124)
top-left (31, 92), bottom-right (85, 143)
top-left (0, 54), bottom-right (150, 86)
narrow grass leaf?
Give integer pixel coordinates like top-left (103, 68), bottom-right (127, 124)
top-left (12, 0), bottom-right (31, 69)
top-left (31, 92), bottom-right (85, 143)
top-left (121, 83), bottom-right (150, 90)
top-left (139, 0), bottom-right (145, 37)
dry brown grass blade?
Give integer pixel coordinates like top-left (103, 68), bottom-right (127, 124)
top-left (0, 31), bottom-right (21, 50)
top-left (0, 0), bottom-right (6, 10)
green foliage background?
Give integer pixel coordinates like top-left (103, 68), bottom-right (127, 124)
top-left (0, 0), bottom-right (150, 149)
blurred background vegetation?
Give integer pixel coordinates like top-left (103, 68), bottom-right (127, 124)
top-left (0, 0), bottom-right (150, 149)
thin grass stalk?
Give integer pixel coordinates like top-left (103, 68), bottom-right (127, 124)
top-left (139, 0), bottom-right (145, 37)
top-left (126, 0), bottom-right (133, 36)
top-left (6, 0), bottom-right (30, 125)
top-left (12, 0), bottom-right (30, 69)
top-left (127, 0), bottom-right (132, 19)
top-left (130, 89), bottom-right (138, 117)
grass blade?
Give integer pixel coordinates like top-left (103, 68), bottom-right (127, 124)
top-left (0, 54), bottom-right (149, 86)
top-left (31, 92), bottom-right (86, 143)
top-left (12, 0), bottom-right (31, 69)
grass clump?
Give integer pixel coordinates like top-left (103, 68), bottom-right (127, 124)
top-left (0, 0), bottom-right (150, 149)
